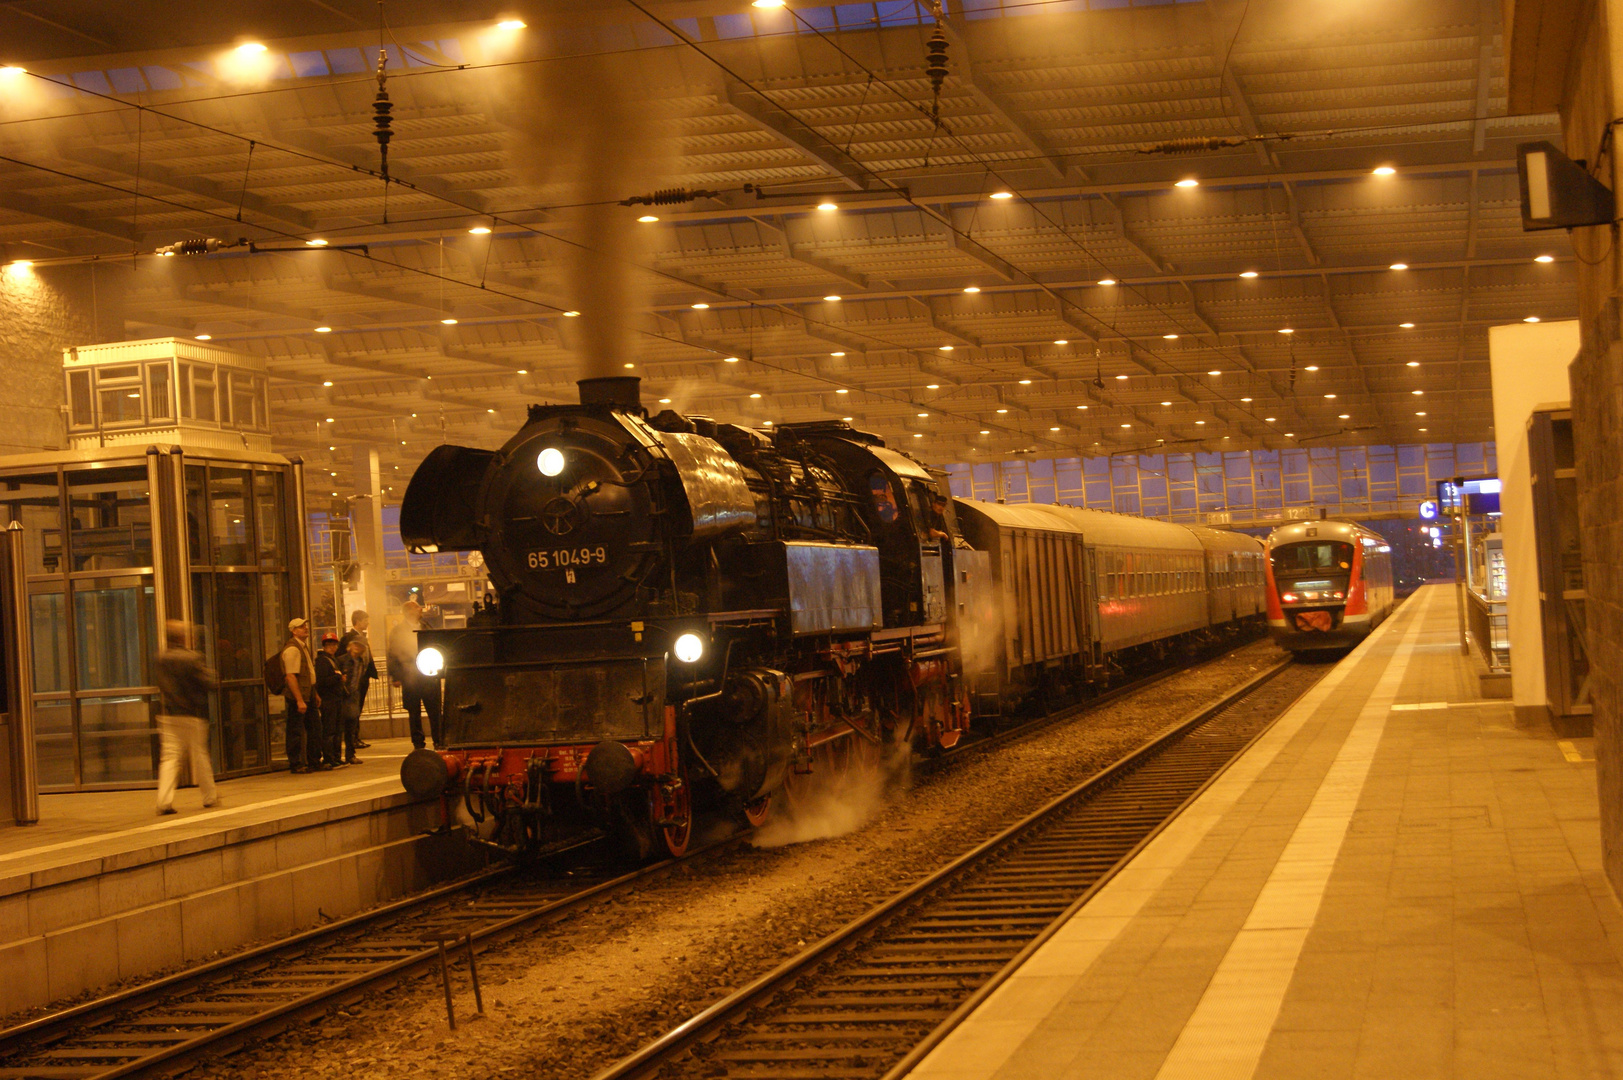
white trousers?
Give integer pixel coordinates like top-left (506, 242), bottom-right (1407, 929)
top-left (157, 714), bottom-right (217, 811)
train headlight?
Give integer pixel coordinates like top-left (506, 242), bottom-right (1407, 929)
top-left (1282, 592), bottom-right (1298, 603)
top-left (672, 633), bottom-right (704, 664)
top-left (536, 447), bottom-right (565, 477)
top-left (417, 647), bottom-right (445, 678)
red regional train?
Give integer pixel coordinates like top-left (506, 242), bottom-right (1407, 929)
top-left (1264, 519), bottom-right (1396, 652)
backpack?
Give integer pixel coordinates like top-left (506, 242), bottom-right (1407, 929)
top-left (263, 650), bottom-right (286, 694)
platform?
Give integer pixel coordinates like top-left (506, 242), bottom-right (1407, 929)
top-left (912, 584), bottom-right (1622, 1080)
top-left (0, 738), bottom-right (482, 1018)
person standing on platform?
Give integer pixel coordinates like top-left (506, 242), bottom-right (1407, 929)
top-left (313, 632), bottom-right (346, 769)
top-left (281, 617), bottom-right (320, 773)
top-left (337, 611), bottom-right (377, 750)
top-left (155, 620), bottom-right (218, 815)
top-left (338, 637), bottom-right (367, 765)
top-left (388, 599), bottom-right (443, 750)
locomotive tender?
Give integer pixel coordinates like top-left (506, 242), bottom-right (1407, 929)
top-left (397, 376), bottom-right (1267, 857)
top-left (1264, 519), bottom-right (1396, 652)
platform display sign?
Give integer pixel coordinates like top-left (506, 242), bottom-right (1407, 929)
top-left (1419, 499), bottom-right (1439, 521)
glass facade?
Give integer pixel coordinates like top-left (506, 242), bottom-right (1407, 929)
top-left (0, 455), bottom-right (299, 790)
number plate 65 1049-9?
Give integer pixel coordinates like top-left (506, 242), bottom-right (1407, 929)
top-left (526, 546), bottom-right (608, 570)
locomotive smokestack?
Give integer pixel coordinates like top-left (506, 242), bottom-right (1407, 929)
top-left (578, 376), bottom-right (641, 411)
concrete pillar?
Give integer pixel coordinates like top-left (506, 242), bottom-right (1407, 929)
top-left (350, 445), bottom-right (392, 637)
top-left (1487, 320), bottom-right (1578, 724)
top-left (0, 263), bottom-right (125, 454)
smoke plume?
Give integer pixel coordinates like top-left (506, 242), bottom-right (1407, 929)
top-left (751, 738), bottom-right (911, 848)
top-left (491, 25), bottom-right (674, 381)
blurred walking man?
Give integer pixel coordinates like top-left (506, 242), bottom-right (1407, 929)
top-left (156, 620), bottom-right (218, 815)
top-left (388, 599), bottom-right (443, 750)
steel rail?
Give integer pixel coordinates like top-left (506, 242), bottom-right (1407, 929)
top-left (589, 655), bottom-right (1303, 1080)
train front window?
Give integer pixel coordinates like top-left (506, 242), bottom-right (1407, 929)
top-left (1272, 541), bottom-right (1353, 580)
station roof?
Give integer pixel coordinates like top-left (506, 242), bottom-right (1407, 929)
top-left (0, 0), bottom-right (1566, 499)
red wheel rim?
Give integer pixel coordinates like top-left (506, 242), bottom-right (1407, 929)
top-left (744, 793), bottom-right (772, 827)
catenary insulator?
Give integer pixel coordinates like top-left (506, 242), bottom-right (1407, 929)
top-left (620, 188), bottom-right (723, 207)
top-left (1137, 136), bottom-right (1245, 155)
top-left (372, 49), bottom-right (394, 179)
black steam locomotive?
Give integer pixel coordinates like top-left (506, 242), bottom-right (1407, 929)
top-left (398, 376), bottom-right (1266, 857)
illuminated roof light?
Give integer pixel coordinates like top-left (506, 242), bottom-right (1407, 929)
top-left (1324, 393), bottom-right (1337, 399)
top-left (194, 333), bottom-right (212, 341)
top-left (1419, 427), bottom-right (1428, 432)
top-left (752, 0), bottom-right (786, 7)
top-left (314, 326), bottom-right (332, 333)
top-left (723, 356), bottom-right (740, 363)
top-left (440, 317), bottom-right (458, 325)
top-left (831, 351), bottom-right (846, 357)
top-left (1412, 389), bottom-right (1424, 395)
top-left (563, 310), bottom-right (579, 317)
top-left (817, 202), bottom-right (838, 211)
top-left (624, 362), bottom-right (635, 369)
top-left (1161, 400), bottom-right (1172, 406)
top-left (1240, 270), bottom-right (1258, 279)
top-left (1018, 379), bottom-right (1032, 385)
top-left (659, 397), bottom-right (672, 404)
top-left (1524, 316), bottom-right (1541, 323)
top-left (1120, 423), bottom-right (1132, 428)
top-left (468, 225), bottom-right (492, 235)
top-left (939, 345), bottom-right (954, 351)
top-left (1164, 333), bottom-right (1179, 340)
top-left (996, 408), bottom-right (1008, 414)
top-left (1389, 262), bottom-right (1409, 271)
top-left (1400, 322), bottom-right (1415, 328)
top-left (926, 383), bottom-right (940, 389)
top-left (517, 369), bottom-right (527, 374)
top-left (1373, 165), bottom-right (1396, 176)
top-left (1050, 426), bottom-right (1061, 431)
top-left (0, 66), bottom-right (27, 75)
top-left (1304, 365), bottom-right (1320, 371)
top-left (1241, 397), bottom-right (1253, 402)
top-left (1278, 328), bottom-right (1294, 335)
top-left (1115, 374), bottom-right (1129, 381)
top-left (1406, 361), bottom-right (1420, 367)
top-left (1076, 404), bottom-right (1089, 410)
top-left (1535, 255), bottom-right (1555, 263)
top-left (1175, 178), bottom-right (1199, 188)
top-left (692, 302), bottom-right (710, 310)
top-left (324, 417), bottom-right (335, 423)
top-left (1054, 339), bottom-right (1068, 345)
top-left (496, 18), bottom-right (527, 29)
top-left (749, 392), bottom-right (762, 399)
top-left (322, 380), bottom-right (333, 387)
top-left (917, 412), bottom-right (929, 418)
top-left (487, 408), bottom-right (496, 414)
top-left (980, 429), bottom-right (990, 434)
top-left (989, 191), bottom-right (1013, 200)
top-left (1416, 411), bottom-right (1427, 416)
top-left (305, 239), bottom-right (328, 247)
top-left (963, 286), bottom-right (981, 294)
top-left (1196, 420), bottom-right (1206, 425)
top-left (1207, 369), bottom-right (1221, 376)
top-left (1265, 417), bottom-right (1276, 421)
top-left (1285, 432), bottom-right (1296, 437)
top-left (913, 433), bottom-right (923, 438)
top-left (836, 388), bottom-right (849, 394)
top-left (824, 295), bottom-right (841, 302)
top-left (1097, 278), bottom-right (1116, 286)
top-left (235, 42), bottom-right (268, 55)
top-left (637, 215), bottom-right (659, 223)
top-left (842, 417), bottom-right (854, 422)
top-left (1339, 413), bottom-right (1351, 419)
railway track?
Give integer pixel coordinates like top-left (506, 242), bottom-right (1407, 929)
top-left (591, 655), bottom-right (1316, 1080)
top-left (0, 637), bottom-right (1282, 1080)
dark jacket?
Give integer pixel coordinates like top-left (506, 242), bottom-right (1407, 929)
top-left (156, 648), bottom-right (217, 718)
top-left (387, 621), bottom-right (420, 684)
top-left (313, 649), bottom-right (346, 695)
top-left (338, 629), bottom-right (378, 681)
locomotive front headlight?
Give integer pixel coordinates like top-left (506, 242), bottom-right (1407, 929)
top-left (536, 447), bottom-right (565, 477)
top-left (417, 647), bottom-right (445, 678)
top-left (672, 632), bottom-right (705, 664)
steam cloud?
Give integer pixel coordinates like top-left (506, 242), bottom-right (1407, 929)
top-left (751, 737), bottom-right (910, 848)
top-left (492, 27), bottom-right (674, 382)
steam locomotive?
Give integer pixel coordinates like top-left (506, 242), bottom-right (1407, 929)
top-left (397, 376), bottom-right (1266, 858)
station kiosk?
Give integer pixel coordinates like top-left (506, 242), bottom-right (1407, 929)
top-left (1, 339), bottom-right (310, 814)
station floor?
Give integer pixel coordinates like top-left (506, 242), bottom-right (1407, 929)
top-left (911, 584), bottom-right (1622, 1080)
top-left (0, 737), bottom-right (417, 885)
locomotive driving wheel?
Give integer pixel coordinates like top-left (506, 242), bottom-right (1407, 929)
top-left (649, 768), bottom-right (692, 858)
top-left (743, 793), bottom-right (772, 827)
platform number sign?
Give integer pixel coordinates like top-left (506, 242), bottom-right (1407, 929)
top-left (1418, 499), bottom-right (1439, 522)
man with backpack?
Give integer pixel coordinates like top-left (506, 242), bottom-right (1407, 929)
top-left (274, 617), bottom-right (323, 773)
top-left (155, 620), bottom-right (219, 814)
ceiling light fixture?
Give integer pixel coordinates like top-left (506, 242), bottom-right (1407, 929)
top-left (1196, 420), bottom-right (1206, 425)
top-left (1241, 397), bottom-right (1253, 402)
top-left (1265, 417), bottom-right (1276, 422)
top-left (468, 225), bottom-right (492, 235)
top-left (497, 18), bottom-right (527, 29)
top-left (1018, 379), bottom-right (1032, 385)
top-left (236, 42), bottom-right (268, 55)
top-left (1304, 365), bottom-right (1320, 372)
top-left (1054, 339), bottom-right (1068, 345)
top-left (1051, 426), bottom-right (1061, 432)
top-left (1076, 404), bottom-right (1089, 410)
top-left (305, 239), bottom-right (328, 247)
top-left (194, 334), bottom-right (211, 341)
top-left (1416, 411), bottom-right (1427, 416)
top-left (562, 310), bottom-right (579, 317)
top-left (831, 351), bottom-right (847, 357)
top-left (964, 286), bottom-right (981, 294)
top-left (1097, 278), bottom-right (1116, 286)
top-left (637, 215), bottom-right (659, 223)
top-left (1161, 401), bottom-right (1172, 406)
top-left (836, 388), bottom-right (849, 394)
top-left (752, 0), bottom-right (785, 7)
top-left (1115, 374), bottom-right (1129, 381)
top-left (1240, 270), bottom-right (1258, 279)
top-left (322, 380), bottom-right (333, 387)
top-left (1121, 422), bottom-right (1132, 428)
top-left (314, 326), bottom-right (332, 333)
top-left (1164, 334), bottom-right (1179, 340)
top-left (1373, 165), bottom-right (1396, 176)
top-left (939, 345), bottom-right (954, 351)
top-left (1175, 178), bottom-right (1199, 188)
top-left (1406, 361), bottom-right (1420, 368)
top-left (1535, 255), bottom-right (1555, 263)
top-left (517, 369), bottom-right (527, 374)
top-left (917, 412), bottom-right (929, 418)
top-left (692, 302), bottom-right (710, 310)
top-left (1524, 316), bottom-right (1541, 323)
top-left (724, 356), bottom-right (740, 363)
top-left (996, 408), bottom-right (1008, 414)
top-left (817, 202), bottom-right (838, 211)
top-left (1339, 413), bottom-right (1351, 419)
top-left (1389, 262), bottom-right (1409, 270)
top-left (989, 192), bottom-right (1013, 200)
top-left (749, 392), bottom-right (762, 399)
top-left (1278, 328), bottom-right (1294, 335)
top-left (926, 383), bottom-right (940, 389)
top-left (1412, 389), bottom-right (1424, 395)
top-left (1400, 322), bottom-right (1416, 328)
top-left (1207, 369), bottom-right (1221, 376)
top-left (824, 295), bottom-right (841, 301)
top-left (1324, 393), bottom-right (1337, 399)
top-left (440, 317), bottom-right (457, 325)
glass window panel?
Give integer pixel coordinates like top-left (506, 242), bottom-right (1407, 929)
top-left (212, 573), bottom-right (259, 681)
top-left (78, 694), bottom-right (157, 784)
top-left (98, 384), bottom-right (144, 425)
top-left (29, 590), bottom-right (68, 692)
top-left (219, 684), bottom-right (268, 772)
top-left (34, 700), bottom-right (75, 787)
top-left (191, 571), bottom-right (216, 670)
top-left (191, 364), bottom-right (217, 423)
top-left (177, 364), bottom-right (194, 420)
top-left (147, 363), bottom-right (172, 421)
top-left (0, 471), bottom-right (64, 575)
top-left (73, 579), bottom-right (154, 690)
top-left (261, 572), bottom-right (288, 664)
top-left (184, 465), bottom-right (207, 565)
top-left (254, 471), bottom-right (285, 568)
top-left (229, 371), bottom-right (260, 430)
top-left (209, 468), bottom-right (251, 565)
top-left (67, 370), bottom-right (94, 428)
top-left (66, 466), bottom-right (152, 571)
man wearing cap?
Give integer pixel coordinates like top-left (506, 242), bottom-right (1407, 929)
top-left (313, 632), bottom-right (347, 769)
top-left (281, 618), bottom-right (320, 773)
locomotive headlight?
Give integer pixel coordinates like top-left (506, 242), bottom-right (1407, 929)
top-left (536, 447), bottom-right (565, 477)
top-left (417, 647), bottom-right (445, 678)
top-left (672, 633), bottom-right (705, 664)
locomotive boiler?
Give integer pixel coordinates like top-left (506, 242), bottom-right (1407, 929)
top-left (397, 376), bottom-right (974, 858)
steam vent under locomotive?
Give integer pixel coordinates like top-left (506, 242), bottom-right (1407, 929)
top-left (397, 375), bottom-right (1267, 859)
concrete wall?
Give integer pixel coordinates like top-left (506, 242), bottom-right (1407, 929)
top-left (1511, 0), bottom-right (1623, 900)
top-left (0, 263), bottom-right (125, 455)
top-left (1487, 320), bottom-right (1578, 719)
